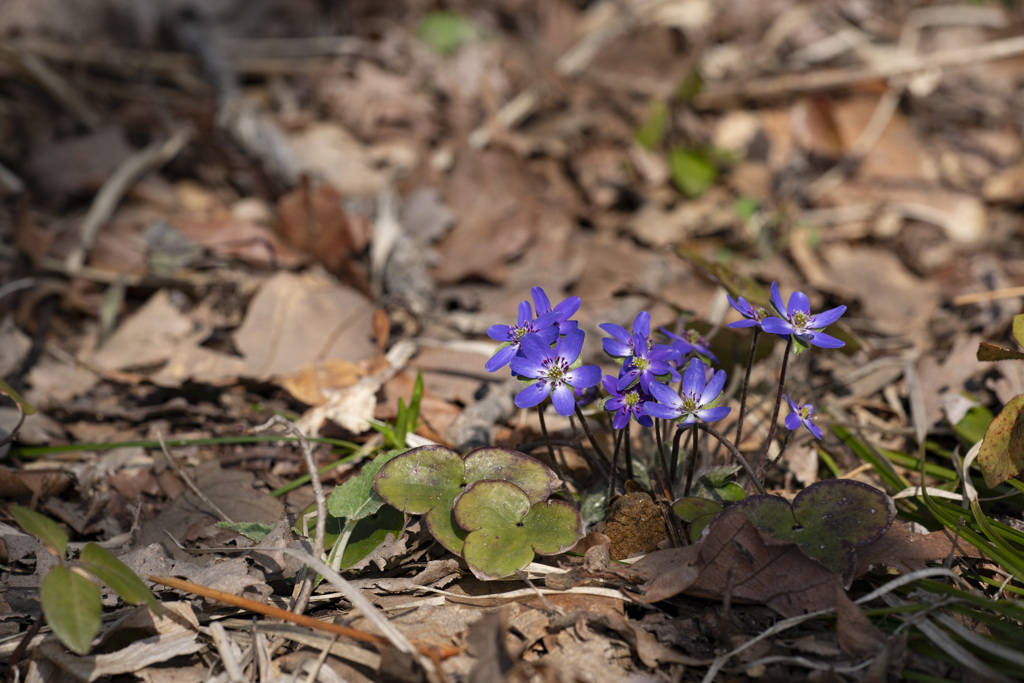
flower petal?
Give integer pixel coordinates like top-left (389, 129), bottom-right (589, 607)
top-left (785, 393), bottom-right (798, 412)
top-left (531, 287), bottom-right (552, 314)
top-left (788, 290), bottom-right (810, 317)
top-left (809, 305), bottom-right (846, 328)
top-left (519, 332), bottom-right (554, 361)
top-left (565, 364), bottom-right (602, 389)
top-left (806, 421), bottom-right (824, 440)
top-left (648, 381), bottom-right (681, 407)
top-left (485, 344), bottom-right (518, 372)
top-left (808, 331), bottom-right (845, 349)
top-left (697, 405), bottom-right (731, 423)
top-left (556, 328), bottom-right (586, 363)
top-left (727, 319), bottom-right (759, 329)
top-left (760, 318), bottom-right (795, 337)
top-left (486, 324), bottom-right (513, 342)
top-left (700, 369), bottom-right (727, 405)
top-left (553, 295), bottom-right (581, 319)
top-left (770, 282), bottom-right (786, 316)
top-left (516, 300), bottom-right (533, 326)
top-left (632, 311), bottom-right (651, 339)
top-left (646, 403), bottom-right (682, 420)
top-left (601, 374), bottom-right (618, 395)
top-left (550, 383), bottom-right (576, 416)
top-left (602, 338), bottom-right (632, 358)
top-left (611, 409), bottom-right (629, 430)
top-left (616, 368), bottom-right (640, 391)
top-left (785, 412), bottom-right (802, 431)
top-left (599, 322), bottom-right (630, 345)
top-left (681, 358), bottom-right (706, 397)
top-left (515, 382), bottom-right (550, 409)
top-left (509, 355), bottom-right (545, 378)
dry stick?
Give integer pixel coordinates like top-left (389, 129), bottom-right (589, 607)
top-left (754, 336), bottom-right (794, 482)
top-left (65, 125), bottom-right (194, 274)
top-left (253, 416), bottom-right (325, 618)
top-left (693, 422), bottom-right (766, 496)
top-left (148, 576), bottom-right (458, 660)
top-left (156, 432), bottom-right (234, 524)
top-left (0, 39), bottom-right (101, 129)
top-left (694, 34), bottom-right (1024, 108)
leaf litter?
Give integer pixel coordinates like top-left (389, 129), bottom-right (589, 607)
top-left (1, 0), bottom-right (1024, 681)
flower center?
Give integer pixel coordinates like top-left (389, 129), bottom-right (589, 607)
top-left (512, 326), bottom-right (528, 342)
top-left (799, 405), bottom-right (812, 420)
top-left (753, 307), bottom-right (768, 321)
top-left (681, 396), bottom-right (699, 413)
top-left (791, 310), bottom-right (809, 329)
top-left (633, 356), bottom-right (650, 373)
top-left (544, 360), bottom-right (567, 382)
top-left (624, 390), bottom-right (640, 408)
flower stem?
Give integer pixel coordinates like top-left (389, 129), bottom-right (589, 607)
top-left (753, 335), bottom-right (793, 482)
top-left (568, 412), bottom-right (608, 481)
top-left (671, 427), bottom-right (685, 484)
top-left (694, 421), bottom-right (766, 495)
top-left (608, 428), bottom-right (624, 501)
top-left (536, 405), bottom-right (563, 479)
top-left (733, 328), bottom-right (760, 452)
top-left (574, 404), bottom-right (610, 470)
top-left (683, 428), bottom-right (699, 497)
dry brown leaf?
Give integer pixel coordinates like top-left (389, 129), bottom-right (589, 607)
top-left (855, 522), bottom-right (978, 576)
top-left (632, 511), bottom-right (844, 618)
top-left (90, 289), bottom-right (199, 373)
top-left (233, 270), bottom-right (378, 382)
top-left (835, 587), bottom-right (886, 658)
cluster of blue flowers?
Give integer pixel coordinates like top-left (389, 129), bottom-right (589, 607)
top-left (486, 282), bottom-right (846, 441)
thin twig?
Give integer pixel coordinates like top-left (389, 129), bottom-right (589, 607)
top-left (65, 125), bottom-right (193, 273)
top-left (156, 432), bottom-right (234, 524)
top-left (754, 336), bottom-right (794, 481)
top-left (252, 416), bottom-right (325, 618)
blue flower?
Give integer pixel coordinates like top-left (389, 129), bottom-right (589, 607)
top-left (510, 329), bottom-right (602, 416)
top-left (760, 282), bottom-right (846, 349)
top-left (531, 287), bottom-right (580, 335)
top-left (784, 393), bottom-right (823, 440)
top-left (601, 312), bottom-right (679, 390)
top-left (601, 375), bottom-right (654, 430)
top-left (661, 327), bottom-right (718, 364)
top-left (726, 295), bottom-right (769, 329)
top-left (486, 300), bottom-right (561, 372)
top-left (646, 358), bottom-right (731, 427)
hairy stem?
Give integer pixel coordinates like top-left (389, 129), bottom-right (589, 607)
top-left (694, 421), bottom-right (766, 495)
top-left (574, 404), bottom-right (610, 469)
top-left (733, 328), bottom-right (761, 452)
top-left (754, 335), bottom-right (793, 482)
top-left (683, 427), bottom-right (699, 497)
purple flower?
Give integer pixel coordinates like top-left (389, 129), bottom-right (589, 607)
top-left (646, 359), bottom-right (731, 427)
top-left (601, 375), bottom-right (654, 430)
top-left (531, 287), bottom-right (580, 335)
top-left (784, 393), bottom-right (823, 440)
top-left (661, 327), bottom-right (718, 364)
top-left (726, 295), bottom-right (769, 329)
top-left (510, 329), bottom-right (602, 416)
top-left (574, 384), bottom-right (599, 407)
top-left (601, 312), bottom-right (679, 390)
top-left (486, 300), bottom-right (561, 372)
top-left (760, 282), bottom-right (846, 349)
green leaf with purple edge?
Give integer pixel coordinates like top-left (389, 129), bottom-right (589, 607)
top-left (454, 480), bottom-right (583, 580)
top-left (373, 445), bottom-right (563, 556)
top-left (729, 480), bottom-right (894, 587)
top-left (977, 394), bottom-right (1024, 489)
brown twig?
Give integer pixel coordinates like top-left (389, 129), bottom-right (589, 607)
top-left (252, 416), bottom-right (325, 618)
top-left (148, 575), bottom-right (459, 660)
top-left (156, 432), bottom-right (234, 524)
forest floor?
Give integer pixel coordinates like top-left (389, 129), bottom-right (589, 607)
top-left (3, 1), bottom-right (1024, 681)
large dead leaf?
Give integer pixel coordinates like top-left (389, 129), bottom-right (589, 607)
top-left (90, 290), bottom-right (201, 374)
top-left (631, 510), bottom-right (843, 618)
top-left (233, 270), bottom-right (378, 382)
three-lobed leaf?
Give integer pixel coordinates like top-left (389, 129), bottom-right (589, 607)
top-left (373, 445), bottom-right (565, 557)
top-left (729, 480), bottom-right (894, 587)
top-left (41, 566), bottom-right (102, 655)
top-left (454, 480), bottom-right (583, 580)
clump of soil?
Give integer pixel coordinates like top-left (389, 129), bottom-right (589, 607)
top-left (604, 491), bottom-right (666, 560)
